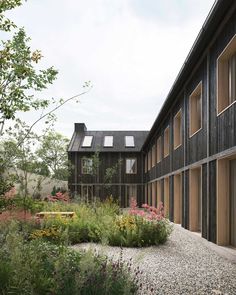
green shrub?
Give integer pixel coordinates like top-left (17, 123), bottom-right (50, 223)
top-left (0, 221), bottom-right (138, 295)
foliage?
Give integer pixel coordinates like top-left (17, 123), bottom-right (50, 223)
top-left (36, 131), bottom-right (70, 180)
top-left (0, 25), bottom-right (58, 135)
top-left (40, 198), bottom-right (172, 247)
top-left (0, 221), bottom-right (138, 295)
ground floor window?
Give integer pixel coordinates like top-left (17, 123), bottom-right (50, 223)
top-left (82, 185), bottom-right (93, 202)
top-left (125, 185), bottom-right (137, 207)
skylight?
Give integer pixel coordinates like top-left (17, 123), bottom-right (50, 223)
top-left (104, 136), bottom-right (113, 147)
top-left (125, 136), bottom-right (135, 147)
top-left (82, 136), bottom-right (93, 147)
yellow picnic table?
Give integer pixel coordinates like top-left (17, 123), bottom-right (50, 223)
top-left (36, 211), bottom-right (76, 218)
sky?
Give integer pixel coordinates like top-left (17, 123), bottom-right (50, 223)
top-left (4, 0), bottom-right (215, 138)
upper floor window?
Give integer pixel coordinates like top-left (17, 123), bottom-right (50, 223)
top-left (82, 158), bottom-right (93, 174)
top-left (82, 136), bottom-right (93, 147)
top-left (151, 144), bottom-right (156, 167)
top-left (189, 82), bottom-right (202, 137)
top-left (104, 136), bottom-right (113, 147)
top-left (126, 158), bottom-right (137, 174)
top-left (145, 154), bottom-right (148, 173)
top-left (148, 150), bottom-right (151, 171)
top-left (174, 109), bottom-right (182, 149)
top-left (164, 126), bottom-right (170, 158)
top-left (217, 35), bottom-right (236, 114)
top-left (156, 137), bottom-right (161, 163)
top-left (125, 136), bottom-right (135, 147)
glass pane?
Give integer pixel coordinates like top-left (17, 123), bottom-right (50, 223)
top-left (125, 136), bottom-right (135, 147)
top-left (82, 136), bottom-right (93, 147)
top-left (126, 159), bottom-right (136, 174)
top-left (104, 136), bottom-right (113, 147)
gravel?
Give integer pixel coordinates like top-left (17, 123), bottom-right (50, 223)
top-left (72, 225), bottom-right (236, 295)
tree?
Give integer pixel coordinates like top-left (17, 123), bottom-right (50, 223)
top-left (36, 131), bottom-right (70, 180)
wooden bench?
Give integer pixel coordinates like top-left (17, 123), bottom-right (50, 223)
top-left (36, 212), bottom-right (76, 219)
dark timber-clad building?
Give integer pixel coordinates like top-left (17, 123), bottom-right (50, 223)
top-left (68, 0), bottom-right (236, 247)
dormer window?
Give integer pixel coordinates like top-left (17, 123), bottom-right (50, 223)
top-left (104, 136), bottom-right (113, 147)
top-left (125, 136), bottom-right (135, 147)
top-left (82, 136), bottom-right (93, 147)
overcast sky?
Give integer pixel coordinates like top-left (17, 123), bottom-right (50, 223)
top-left (5, 0), bottom-right (215, 138)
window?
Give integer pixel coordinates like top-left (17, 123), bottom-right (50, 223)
top-left (151, 144), bottom-right (156, 167)
top-left (174, 109), bottom-right (182, 149)
top-left (82, 185), bottom-right (93, 202)
top-left (82, 158), bottom-right (93, 174)
top-left (156, 137), bottom-right (161, 163)
top-left (189, 82), bottom-right (202, 137)
top-left (126, 158), bottom-right (137, 174)
top-left (125, 136), bottom-right (135, 147)
top-left (164, 126), bottom-right (170, 158)
top-left (145, 154), bottom-right (147, 173)
top-left (104, 136), bottom-right (113, 147)
top-left (148, 150), bottom-right (151, 170)
top-left (82, 136), bottom-right (93, 147)
top-left (217, 35), bottom-right (236, 114)
top-left (125, 185), bottom-right (137, 207)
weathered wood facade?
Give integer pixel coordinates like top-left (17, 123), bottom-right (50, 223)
top-left (143, 0), bottom-right (236, 247)
top-left (68, 125), bottom-right (148, 207)
top-left (69, 0), bottom-right (236, 247)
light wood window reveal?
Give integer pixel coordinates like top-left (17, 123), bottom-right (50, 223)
top-left (151, 182), bottom-right (156, 207)
top-left (144, 154), bottom-right (147, 173)
top-left (189, 167), bottom-right (202, 232)
top-left (148, 183), bottom-right (152, 205)
top-left (164, 177), bottom-right (169, 217)
top-left (148, 150), bottom-right (151, 171)
top-left (189, 82), bottom-right (202, 137)
top-left (156, 180), bottom-right (161, 206)
top-left (156, 137), bottom-right (161, 163)
top-left (174, 109), bottom-right (182, 149)
top-left (164, 126), bottom-right (170, 158)
top-left (174, 173), bottom-right (182, 224)
top-left (217, 35), bottom-right (236, 114)
top-left (151, 144), bottom-right (156, 167)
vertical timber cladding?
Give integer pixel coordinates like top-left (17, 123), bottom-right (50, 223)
top-left (169, 176), bottom-right (174, 222)
top-left (186, 59), bottom-right (208, 165)
top-left (209, 8), bottom-right (236, 156)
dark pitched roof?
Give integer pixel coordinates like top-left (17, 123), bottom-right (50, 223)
top-left (68, 130), bottom-right (149, 152)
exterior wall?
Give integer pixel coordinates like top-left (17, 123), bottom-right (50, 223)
top-left (144, 3), bottom-right (236, 246)
top-left (68, 151), bottom-right (144, 207)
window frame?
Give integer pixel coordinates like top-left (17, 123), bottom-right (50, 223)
top-left (217, 34), bottom-right (236, 115)
top-left (125, 136), bottom-right (135, 147)
top-left (103, 135), bottom-right (113, 147)
top-left (163, 126), bottom-right (170, 158)
top-left (189, 81), bottom-right (202, 138)
top-left (173, 109), bottom-right (182, 150)
top-left (156, 137), bottom-right (161, 163)
top-left (81, 158), bottom-right (93, 174)
top-left (125, 158), bottom-right (137, 174)
top-left (82, 135), bottom-right (93, 147)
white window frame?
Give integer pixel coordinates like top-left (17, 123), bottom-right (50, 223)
top-left (104, 135), bottom-right (113, 147)
top-left (82, 136), bottom-right (93, 147)
top-left (126, 158), bottom-right (137, 174)
top-left (81, 158), bottom-right (93, 174)
top-left (125, 136), bottom-right (135, 147)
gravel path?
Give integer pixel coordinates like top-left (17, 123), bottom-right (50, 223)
top-left (72, 225), bottom-right (236, 295)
